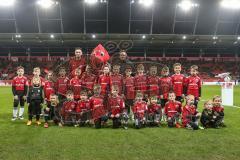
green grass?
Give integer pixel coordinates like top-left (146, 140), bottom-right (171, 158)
top-left (0, 86), bottom-right (240, 160)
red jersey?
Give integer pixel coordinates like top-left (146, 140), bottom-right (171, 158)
top-left (147, 104), bottom-right (161, 114)
top-left (62, 100), bottom-right (76, 115)
top-left (123, 76), bottom-right (135, 100)
top-left (132, 101), bottom-right (148, 118)
top-left (98, 74), bottom-right (110, 96)
top-left (164, 101), bottom-right (182, 118)
top-left (69, 77), bottom-right (82, 100)
top-left (147, 75), bottom-right (159, 96)
top-left (110, 74), bottom-right (123, 94)
top-left (182, 104), bottom-right (198, 127)
top-left (81, 72), bottom-right (96, 91)
top-left (43, 80), bottom-right (55, 101)
top-left (108, 95), bottom-right (125, 116)
top-left (159, 76), bottom-right (173, 99)
top-left (69, 57), bottom-right (86, 74)
top-left (12, 76), bottom-right (29, 95)
top-left (55, 76), bottom-right (69, 96)
top-left (134, 74), bottom-right (147, 95)
top-left (213, 105), bottom-right (224, 113)
top-left (76, 100), bottom-right (90, 113)
top-left (171, 74), bottom-right (185, 97)
top-left (89, 95), bottom-right (106, 120)
top-left (185, 75), bottom-right (201, 98)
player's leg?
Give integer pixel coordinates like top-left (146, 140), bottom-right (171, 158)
top-left (12, 95), bottom-right (20, 121)
top-left (18, 95), bottom-right (25, 119)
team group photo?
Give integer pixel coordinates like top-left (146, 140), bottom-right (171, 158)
top-left (0, 0), bottom-right (240, 160)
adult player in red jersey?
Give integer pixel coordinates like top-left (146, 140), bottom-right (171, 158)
top-left (81, 65), bottom-right (97, 96)
top-left (184, 65), bottom-right (201, 107)
top-left (69, 47), bottom-right (86, 77)
top-left (147, 65), bottom-right (159, 97)
top-left (123, 66), bottom-right (135, 114)
top-left (12, 66), bottom-right (29, 121)
top-left (159, 66), bottom-right (173, 108)
top-left (110, 64), bottom-right (123, 95)
top-left (43, 71), bottom-right (55, 103)
top-left (164, 92), bottom-right (182, 128)
top-left (171, 63), bottom-right (185, 103)
top-left (69, 68), bottom-right (82, 100)
top-left (134, 64), bottom-right (147, 99)
top-left (55, 67), bottom-right (69, 102)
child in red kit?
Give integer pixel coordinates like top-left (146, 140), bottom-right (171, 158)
top-left (171, 63), bottom-right (185, 103)
top-left (89, 84), bottom-right (108, 129)
top-left (60, 90), bottom-right (76, 126)
top-left (69, 68), bottom-right (82, 101)
top-left (55, 67), bottom-right (69, 103)
top-left (12, 66), bottom-right (29, 121)
top-left (44, 71), bottom-right (55, 104)
top-left (81, 65), bottom-right (97, 96)
top-left (132, 92), bottom-right (148, 129)
top-left (123, 66), bottom-right (135, 114)
top-left (164, 92), bottom-right (182, 128)
top-left (159, 66), bottom-right (173, 109)
top-left (212, 95), bottom-right (225, 127)
top-left (184, 65), bottom-right (201, 107)
top-left (134, 64), bottom-right (147, 100)
top-left (182, 95), bottom-right (201, 130)
top-left (75, 90), bottom-right (91, 127)
top-left (110, 64), bottom-right (123, 95)
top-left (147, 96), bottom-right (161, 126)
top-left (97, 64), bottom-right (111, 98)
top-left (147, 65), bottom-right (159, 97)
top-left (107, 85), bottom-right (128, 129)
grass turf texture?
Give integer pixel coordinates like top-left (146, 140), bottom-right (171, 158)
top-left (0, 86), bottom-right (240, 160)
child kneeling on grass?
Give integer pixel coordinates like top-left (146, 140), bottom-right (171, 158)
top-left (182, 95), bottom-right (201, 130)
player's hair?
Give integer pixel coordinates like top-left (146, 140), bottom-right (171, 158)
top-left (168, 91), bottom-right (175, 96)
top-left (33, 67), bottom-right (40, 71)
top-left (80, 90), bottom-right (88, 95)
top-left (162, 66), bottom-right (169, 72)
top-left (111, 85), bottom-right (119, 92)
top-left (149, 65), bottom-right (157, 70)
top-left (135, 91), bottom-right (143, 98)
top-left (66, 90), bottom-right (74, 95)
top-left (59, 67), bottom-right (66, 72)
top-left (93, 84), bottom-right (101, 90)
top-left (17, 66), bottom-right (24, 70)
top-left (204, 100), bottom-right (213, 107)
top-left (75, 47), bottom-right (82, 51)
top-left (137, 64), bottom-right (144, 70)
top-left (173, 63), bottom-right (181, 68)
top-left (125, 65), bottom-right (132, 70)
top-left (186, 94), bottom-right (195, 100)
top-left (119, 50), bottom-right (126, 54)
top-left (150, 95), bottom-right (158, 100)
top-left (213, 95), bottom-right (221, 101)
top-left (48, 70), bottom-right (53, 74)
top-left (190, 65), bottom-right (198, 71)
top-left (112, 64), bottom-right (120, 69)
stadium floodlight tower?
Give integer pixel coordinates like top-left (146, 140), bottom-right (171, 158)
top-left (220, 0), bottom-right (240, 9)
top-left (84, 0), bottom-right (98, 5)
top-left (139, 0), bottom-right (154, 7)
top-left (0, 0), bottom-right (15, 7)
top-left (177, 0), bottom-right (199, 11)
top-left (37, 0), bottom-right (58, 9)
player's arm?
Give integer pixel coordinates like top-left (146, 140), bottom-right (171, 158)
top-left (12, 79), bottom-right (16, 96)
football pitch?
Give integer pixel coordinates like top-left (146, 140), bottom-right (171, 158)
top-left (0, 86), bottom-right (240, 160)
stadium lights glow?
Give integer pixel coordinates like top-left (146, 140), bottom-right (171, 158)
top-left (131, 0), bottom-right (135, 4)
top-left (37, 0), bottom-right (57, 9)
top-left (182, 35), bottom-right (187, 39)
top-left (0, 0), bottom-right (15, 7)
top-left (220, 0), bottom-right (240, 10)
top-left (50, 34), bottom-right (55, 39)
top-left (177, 0), bottom-right (199, 11)
top-left (213, 36), bottom-right (218, 40)
top-left (139, 0), bottom-right (153, 7)
top-left (84, 0), bottom-right (98, 4)
top-left (237, 36), bottom-right (240, 40)
top-left (92, 34), bottom-right (96, 38)
top-left (15, 34), bottom-right (21, 38)
top-left (142, 35), bottom-right (146, 39)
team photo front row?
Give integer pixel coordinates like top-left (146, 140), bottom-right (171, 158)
top-left (11, 63), bottom-right (225, 130)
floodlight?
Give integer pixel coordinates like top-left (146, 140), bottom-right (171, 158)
top-left (139, 0), bottom-right (153, 7)
top-left (37, 0), bottom-right (57, 9)
top-left (178, 0), bottom-right (198, 11)
top-left (220, 0), bottom-right (240, 9)
top-left (0, 0), bottom-right (15, 7)
top-left (85, 0), bottom-right (98, 4)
